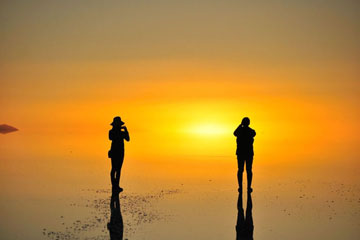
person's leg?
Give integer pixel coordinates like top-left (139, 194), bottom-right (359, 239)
top-left (237, 155), bottom-right (245, 191)
top-left (116, 154), bottom-right (124, 192)
top-left (114, 165), bottom-right (120, 187)
top-left (116, 165), bottom-right (123, 186)
top-left (246, 156), bottom-right (253, 192)
top-left (116, 153), bottom-right (124, 191)
top-left (110, 158), bottom-right (116, 187)
top-left (111, 157), bottom-right (122, 191)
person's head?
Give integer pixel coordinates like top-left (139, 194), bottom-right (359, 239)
top-left (111, 116), bottom-right (125, 127)
top-left (241, 117), bottom-right (250, 127)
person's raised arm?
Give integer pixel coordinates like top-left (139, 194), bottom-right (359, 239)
top-left (252, 129), bottom-right (256, 137)
top-left (234, 124), bottom-right (242, 137)
top-left (123, 127), bottom-right (130, 141)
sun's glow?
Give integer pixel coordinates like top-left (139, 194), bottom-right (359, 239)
top-left (186, 123), bottom-right (230, 136)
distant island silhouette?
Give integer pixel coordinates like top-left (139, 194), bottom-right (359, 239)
top-left (0, 124), bottom-right (18, 134)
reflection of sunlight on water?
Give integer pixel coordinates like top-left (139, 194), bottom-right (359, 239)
top-left (1, 132), bottom-right (360, 240)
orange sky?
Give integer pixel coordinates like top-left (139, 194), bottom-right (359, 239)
top-left (1, 60), bottom-right (359, 164)
top-left (1, 1), bottom-right (359, 170)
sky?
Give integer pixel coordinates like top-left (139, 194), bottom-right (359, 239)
top-left (1, 0), bottom-right (359, 170)
top-left (1, 4), bottom-right (360, 240)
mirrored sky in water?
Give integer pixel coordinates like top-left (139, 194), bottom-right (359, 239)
top-left (1, 131), bottom-right (359, 240)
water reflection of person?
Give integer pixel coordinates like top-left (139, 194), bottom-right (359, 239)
top-left (234, 117), bottom-right (256, 193)
top-left (107, 190), bottom-right (124, 240)
top-left (236, 192), bottom-right (254, 240)
top-left (108, 116), bottom-right (130, 193)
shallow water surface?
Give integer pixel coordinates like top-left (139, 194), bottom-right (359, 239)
top-left (1, 132), bottom-right (359, 240)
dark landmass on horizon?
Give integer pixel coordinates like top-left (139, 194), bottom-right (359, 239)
top-left (0, 124), bottom-right (18, 134)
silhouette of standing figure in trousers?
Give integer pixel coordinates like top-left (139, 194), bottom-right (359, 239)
top-left (108, 116), bottom-right (130, 193)
top-left (234, 117), bottom-right (256, 193)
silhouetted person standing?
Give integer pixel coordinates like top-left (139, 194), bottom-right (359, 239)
top-left (109, 116), bottom-right (130, 193)
top-left (234, 117), bottom-right (256, 193)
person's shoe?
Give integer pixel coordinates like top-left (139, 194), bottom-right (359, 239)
top-left (248, 187), bottom-right (253, 193)
top-left (118, 187), bottom-right (123, 193)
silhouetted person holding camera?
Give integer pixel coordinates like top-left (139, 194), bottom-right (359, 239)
top-left (108, 116), bottom-right (130, 193)
top-left (234, 117), bottom-right (256, 193)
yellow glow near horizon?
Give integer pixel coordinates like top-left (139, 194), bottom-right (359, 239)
top-left (2, 74), bottom-right (357, 164)
top-left (185, 122), bottom-right (231, 136)
top-left (1, 60), bottom-right (359, 167)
